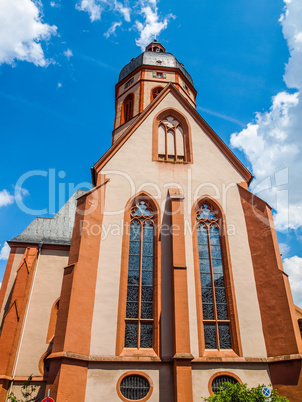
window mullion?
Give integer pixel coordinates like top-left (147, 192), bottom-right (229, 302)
top-left (137, 220), bottom-right (144, 348)
top-left (165, 125), bottom-right (168, 161)
top-left (207, 224), bottom-right (219, 350)
top-left (173, 127), bottom-right (177, 161)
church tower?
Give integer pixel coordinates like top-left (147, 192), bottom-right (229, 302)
top-left (0, 41), bottom-right (302, 402)
top-left (113, 40), bottom-right (196, 143)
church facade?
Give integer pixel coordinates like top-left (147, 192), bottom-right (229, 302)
top-left (0, 41), bottom-right (301, 402)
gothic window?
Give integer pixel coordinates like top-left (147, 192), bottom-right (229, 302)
top-left (158, 116), bottom-right (185, 162)
top-left (151, 86), bottom-right (163, 101)
top-left (153, 109), bottom-right (192, 164)
top-left (195, 202), bottom-right (232, 350)
top-left (124, 200), bottom-right (155, 349)
top-left (123, 94), bottom-right (134, 124)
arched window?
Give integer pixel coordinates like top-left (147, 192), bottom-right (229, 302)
top-left (153, 109), bottom-right (192, 163)
top-left (123, 94), bottom-right (134, 124)
top-left (116, 194), bottom-right (160, 356)
top-left (151, 86), bottom-right (163, 101)
top-left (193, 199), bottom-right (241, 355)
top-left (124, 200), bottom-right (154, 349)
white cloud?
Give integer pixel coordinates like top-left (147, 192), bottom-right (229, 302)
top-left (104, 21), bottom-right (122, 38)
top-left (283, 256), bottom-right (302, 307)
top-left (0, 190), bottom-right (14, 207)
top-left (280, 242), bottom-right (290, 257)
top-left (0, 0), bottom-right (57, 67)
top-left (114, 0), bottom-right (130, 22)
top-left (135, 2), bottom-right (175, 51)
top-left (0, 242), bottom-right (10, 261)
top-left (57, 82), bottom-right (62, 88)
top-left (76, 0), bottom-right (102, 22)
top-left (76, 0), bottom-right (174, 50)
top-left (64, 49), bottom-right (73, 59)
top-left (230, 0), bottom-right (302, 232)
top-left (0, 187), bottom-right (29, 208)
top-left (50, 1), bottom-right (60, 7)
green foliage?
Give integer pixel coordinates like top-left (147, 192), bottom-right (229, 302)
top-left (202, 382), bottom-right (289, 402)
top-left (8, 375), bottom-right (38, 402)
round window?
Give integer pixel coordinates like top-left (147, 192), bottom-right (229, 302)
top-left (211, 374), bottom-right (239, 393)
top-left (120, 374), bottom-right (150, 401)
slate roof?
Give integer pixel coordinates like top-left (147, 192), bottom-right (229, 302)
top-left (10, 190), bottom-right (86, 246)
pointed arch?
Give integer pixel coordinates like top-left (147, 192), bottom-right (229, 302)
top-left (116, 192), bottom-right (161, 357)
top-left (191, 196), bottom-right (242, 357)
top-left (121, 93), bottom-right (134, 125)
top-left (152, 107), bottom-right (193, 163)
top-left (151, 86), bottom-right (164, 102)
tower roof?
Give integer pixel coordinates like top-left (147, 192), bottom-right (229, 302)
top-left (118, 41), bottom-right (194, 86)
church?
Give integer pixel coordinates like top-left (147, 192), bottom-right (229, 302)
top-left (0, 40), bottom-right (301, 402)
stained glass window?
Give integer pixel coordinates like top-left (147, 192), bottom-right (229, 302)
top-left (196, 203), bottom-right (232, 350)
top-left (124, 200), bottom-right (154, 349)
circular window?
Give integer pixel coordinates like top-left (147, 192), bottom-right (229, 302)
top-left (117, 372), bottom-right (153, 401)
top-left (212, 374), bottom-right (239, 393)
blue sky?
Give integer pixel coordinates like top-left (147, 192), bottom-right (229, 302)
top-left (0, 0), bottom-right (301, 305)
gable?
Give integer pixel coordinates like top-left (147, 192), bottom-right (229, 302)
top-left (93, 83), bottom-right (252, 186)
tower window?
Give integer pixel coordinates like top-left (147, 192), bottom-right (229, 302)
top-left (124, 77), bottom-right (134, 89)
top-left (124, 200), bottom-right (155, 349)
top-left (196, 202), bottom-right (232, 350)
top-left (151, 86), bottom-right (163, 101)
top-left (123, 94), bottom-right (134, 124)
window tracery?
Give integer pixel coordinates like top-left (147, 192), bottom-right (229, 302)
top-left (158, 115), bottom-right (185, 162)
top-left (196, 202), bottom-right (232, 350)
top-left (124, 200), bottom-right (155, 349)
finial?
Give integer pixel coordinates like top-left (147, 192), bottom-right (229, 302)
top-left (153, 33), bottom-right (158, 42)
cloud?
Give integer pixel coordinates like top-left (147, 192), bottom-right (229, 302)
top-left (64, 49), bottom-right (73, 59)
top-left (76, 0), bottom-right (130, 23)
top-left (230, 0), bottom-right (302, 232)
top-left (114, 1), bottom-right (130, 22)
top-left (57, 82), bottom-right (62, 88)
top-left (0, 190), bottom-right (14, 207)
top-left (0, 188), bottom-right (29, 208)
top-left (50, 1), bottom-right (61, 7)
top-left (0, 242), bottom-right (10, 261)
top-left (283, 256), bottom-right (302, 307)
top-left (197, 106), bottom-right (245, 128)
top-left (279, 242), bottom-right (290, 257)
top-left (76, 0), bottom-right (174, 50)
top-left (0, 0), bottom-right (57, 67)
top-left (135, 2), bottom-right (175, 51)
top-left (76, 0), bottom-right (102, 22)
top-left (104, 21), bottom-right (122, 38)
